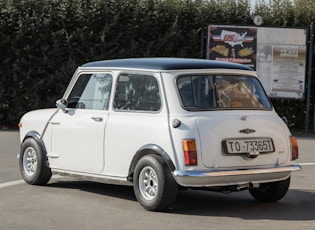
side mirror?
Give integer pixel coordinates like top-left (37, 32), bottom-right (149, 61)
top-left (56, 99), bottom-right (68, 113)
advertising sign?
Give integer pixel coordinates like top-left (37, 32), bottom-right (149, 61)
top-left (208, 26), bottom-right (257, 69)
top-left (207, 25), bottom-right (307, 99)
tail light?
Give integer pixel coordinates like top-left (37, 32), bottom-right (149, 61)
top-left (290, 136), bottom-right (299, 160)
top-left (182, 139), bottom-right (197, 166)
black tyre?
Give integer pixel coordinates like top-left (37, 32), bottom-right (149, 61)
top-left (19, 138), bottom-right (52, 185)
top-left (133, 154), bottom-right (178, 211)
top-left (249, 177), bottom-right (290, 202)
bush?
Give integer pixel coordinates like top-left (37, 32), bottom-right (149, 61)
top-left (0, 0), bottom-right (314, 130)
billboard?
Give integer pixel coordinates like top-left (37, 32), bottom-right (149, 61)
top-left (207, 25), bottom-right (307, 99)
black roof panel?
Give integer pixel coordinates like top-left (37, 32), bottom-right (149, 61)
top-left (81, 58), bottom-right (253, 71)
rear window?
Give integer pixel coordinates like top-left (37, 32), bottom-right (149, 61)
top-left (177, 75), bottom-right (272, 110)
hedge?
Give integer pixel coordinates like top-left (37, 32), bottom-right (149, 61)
top-left (0, 0), bottom-right (314, 130)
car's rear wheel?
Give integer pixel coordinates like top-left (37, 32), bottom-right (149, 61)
top-left (133, 154), bottom-right (178, 211)
top-left (249, 177), bottom-right (290, 202)
top-left (19, 138), bottom-right (52, 185)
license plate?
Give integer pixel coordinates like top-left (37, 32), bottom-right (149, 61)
top-left (223, 138), bottom-right (274, 154)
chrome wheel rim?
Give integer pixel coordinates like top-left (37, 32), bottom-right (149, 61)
top-left (139, 166), bottom-right (158, 200)
top-left (23, 147), bottom-right (38, 176)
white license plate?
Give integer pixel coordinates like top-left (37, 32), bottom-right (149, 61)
top-left (223, 138), bottom-right (274, 154)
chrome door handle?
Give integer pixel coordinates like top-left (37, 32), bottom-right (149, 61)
top-left (91, 116), bottom-right (103, 122)
top-left (49, 121), bottom-right (60, 125)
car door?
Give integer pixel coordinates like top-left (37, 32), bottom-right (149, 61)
top-left (50, 72), bottom-right (112, 173)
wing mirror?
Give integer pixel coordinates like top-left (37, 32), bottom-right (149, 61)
top-left (56, 99), bottom-right (68, 113)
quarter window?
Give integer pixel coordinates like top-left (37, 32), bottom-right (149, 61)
top-left (113, 73), bottom-right (161, 111)
top-left (68, 73), bottom-right (112, 110)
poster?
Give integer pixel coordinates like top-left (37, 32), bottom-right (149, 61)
top-left (207, 25), bottom-right (307, 99)
top-left (270, 45), bottom-right (306, 98)
top-left (208, 25), bottom-right (257, 69)
top-left (256, 27), bottom-right (307, 99)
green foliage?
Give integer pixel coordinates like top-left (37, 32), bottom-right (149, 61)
top-left (0, 0), bottom-right (314, 130)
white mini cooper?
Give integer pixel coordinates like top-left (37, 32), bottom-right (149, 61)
top-left (18, 58), bottom-right (301, 211)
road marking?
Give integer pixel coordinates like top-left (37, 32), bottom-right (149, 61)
top-left (0, 175), bottom-right (63, 189)
top-left (0, 180), bottom-right (25, 188)
top-left (299, 163), bottom-right (315, 166)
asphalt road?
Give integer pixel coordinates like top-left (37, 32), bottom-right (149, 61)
top-left (0, 131), bottom-right (314, 230)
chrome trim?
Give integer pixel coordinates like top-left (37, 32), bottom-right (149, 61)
top-left (239, 128), bottom-right (255, 134)
top-left (241, 115), bottom-right (247, 121)
top-left (173, 164), bottom-right (301, 187)
top-left (52, 170), bottom-right (132, 186)
top-left (91, 116), bottom-right (103, 122)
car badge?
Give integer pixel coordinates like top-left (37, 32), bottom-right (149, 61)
top-left (239, 128), bottom-right (256, 134)
top-left (241, 115), bottom-right (247, 121)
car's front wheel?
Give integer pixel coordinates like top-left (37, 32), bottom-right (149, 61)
top-left (249, 177), bottom-right (290, 202)
top-left (19, 138), bottom-right (52, 185)
top-left (133, 154), bottom-right (178, 211)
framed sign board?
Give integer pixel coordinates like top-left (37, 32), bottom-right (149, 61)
top-left (207, 25), bottom-right (307, 99)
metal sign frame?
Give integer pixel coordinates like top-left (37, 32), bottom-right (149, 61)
top-left (207, 25), bottom-right (308, 100)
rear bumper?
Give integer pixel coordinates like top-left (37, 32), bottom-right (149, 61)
top-left (173, 164), bottom-right (301, 187)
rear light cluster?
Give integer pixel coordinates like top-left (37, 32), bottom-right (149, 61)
top-left (290, 136), bottom-right (299, 160)
top-left (182, 139), bottom-right (197, 166)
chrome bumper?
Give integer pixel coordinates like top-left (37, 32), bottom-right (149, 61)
top-left (173, 164), bottom-right (301, 187)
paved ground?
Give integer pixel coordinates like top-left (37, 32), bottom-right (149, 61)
top-left (0, 131), bottom-right (314, 230)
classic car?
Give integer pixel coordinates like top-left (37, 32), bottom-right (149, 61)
top-left (18, 58), bottom-right (301, 211)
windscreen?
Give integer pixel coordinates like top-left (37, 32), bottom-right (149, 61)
top-left (177, 75), bottom-right (272, 110)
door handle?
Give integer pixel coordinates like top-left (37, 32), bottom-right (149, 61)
top-left (91, 116), bottom-right (103, 122)
top-left (49, 121), bottom-right (60, 125)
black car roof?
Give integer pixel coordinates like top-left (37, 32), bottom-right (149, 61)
top-left (81, 58), bottom-right (253, 71)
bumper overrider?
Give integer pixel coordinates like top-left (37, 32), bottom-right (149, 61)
top-left (173, 164), bottom-right (301, 187)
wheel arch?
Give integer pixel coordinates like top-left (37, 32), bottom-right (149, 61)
top-left (20, 131), bottom-right (49, 167)
top-left (128, 144), bottom-right (176, 182)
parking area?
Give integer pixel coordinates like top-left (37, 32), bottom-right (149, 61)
top-left (0, 131), bottom-right (314, 230)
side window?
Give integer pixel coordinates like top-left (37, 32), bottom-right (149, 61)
top-left (68, 73), bottom-right (112, 110)
top-left (113, 73), bottom-right (161, 111)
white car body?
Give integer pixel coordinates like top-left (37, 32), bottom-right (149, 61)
top-left (18, 58), bottom-right (301, 211)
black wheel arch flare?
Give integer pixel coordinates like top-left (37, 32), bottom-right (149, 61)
top-left (21, 131), bottom-right (49, 167)
top-left (128, 144), bottom-right (176, 182)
